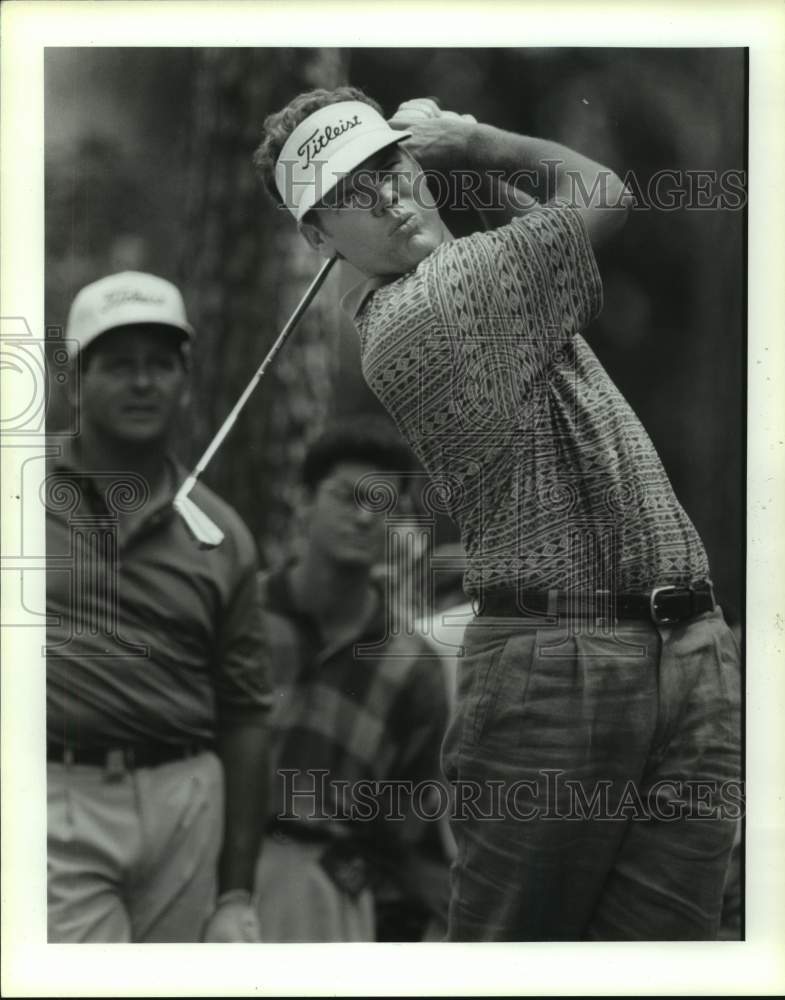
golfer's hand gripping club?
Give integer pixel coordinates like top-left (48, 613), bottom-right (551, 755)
top-left (174, 256), bottom-right (338, 549)
top-left (388, 97), bottom-right (477, 174)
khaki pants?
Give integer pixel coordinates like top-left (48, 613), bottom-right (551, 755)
top-left (254, 834), bottom-right (375, 942)
top-left (47, 751), bottom-right (223, 942)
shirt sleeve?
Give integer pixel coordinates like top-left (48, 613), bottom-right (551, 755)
top-left (213, 553), bottom-right (275, 727)
top-left (429, 200), bottom-right (603, 378)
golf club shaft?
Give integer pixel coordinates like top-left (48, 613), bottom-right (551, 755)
top-left (179, 256), bottom-right (337, 498)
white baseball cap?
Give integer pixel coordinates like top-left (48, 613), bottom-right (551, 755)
top-left (65, 271), bottom-right (195, 357)
top-left (274, 100), bottom-right (412, 221)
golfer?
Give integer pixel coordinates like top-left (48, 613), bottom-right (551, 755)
top-left (253, 87), bottom-right (741, 941)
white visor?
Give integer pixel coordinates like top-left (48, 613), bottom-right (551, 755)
top-left (274, 100), bottom-right (412, 221)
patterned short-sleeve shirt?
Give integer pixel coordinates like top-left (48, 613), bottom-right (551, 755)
top-left (348, 203), bottom-right (710, 597)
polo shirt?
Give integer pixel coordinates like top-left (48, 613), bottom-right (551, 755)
top-left (46, 439), bottom-right (273, 747)
top-left (346, 202), bottom-right (710, 598)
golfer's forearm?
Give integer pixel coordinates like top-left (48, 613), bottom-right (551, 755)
top-left (467, 123), bottom-right (623, 202)
top-left (215, 720), bottom-right (271, 894)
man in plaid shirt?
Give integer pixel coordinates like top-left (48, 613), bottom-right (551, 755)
top-left (253, 421), bottom-right (449, 941)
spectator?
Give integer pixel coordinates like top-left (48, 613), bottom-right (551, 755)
top-left (46, 271), bottom-right (272, 942)
top-left (253, 419), bottom-right (450, 941)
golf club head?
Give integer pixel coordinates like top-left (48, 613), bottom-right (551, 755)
top-left (170, 258), bottom-right (337, 555)
top-left (173, 492), bottom-right (225, 550)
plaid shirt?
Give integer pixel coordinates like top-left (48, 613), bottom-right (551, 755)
top-left (258, 562), bottom-right (448, 845)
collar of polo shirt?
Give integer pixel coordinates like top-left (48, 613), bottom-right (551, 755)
top-left (274, 101), bottom-right (412, 222)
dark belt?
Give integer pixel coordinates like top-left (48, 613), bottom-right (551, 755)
top-left (474, 580), bottom-right (716, 626)
top-left (47, 741), bottom-right (211, 771)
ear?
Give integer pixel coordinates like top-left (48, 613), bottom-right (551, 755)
top-left (173, 341), bottom-right (192, 411)
top-left (178, 381), bottom-right (192, 414)
top-left (65, 358), bottom-right (82, 408)
top-left (289, 483), bottom-right (314, 550)
top-left (291, 482), bottom-right (314, 518)
top-left (179, 340), bottom-right (194, 378)
top-left (298, 216), bottom-right (340, 260)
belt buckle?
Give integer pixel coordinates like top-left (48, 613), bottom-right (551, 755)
top-left (649, 585), bottom-right (680, 626)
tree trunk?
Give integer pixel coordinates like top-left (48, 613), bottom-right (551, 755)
top-left (179, 48), bottom-right (347, 567)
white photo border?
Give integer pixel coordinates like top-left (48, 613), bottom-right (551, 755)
top-left (2, 1), bottom-right (784, 996)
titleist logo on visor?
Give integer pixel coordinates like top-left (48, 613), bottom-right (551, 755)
top-left (296, 114), bottom-right (362, 168)
top-left (275, 101), bottom-right (410, 219)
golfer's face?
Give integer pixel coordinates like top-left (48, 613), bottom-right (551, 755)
top-left (312, 146), bottom-right (445, 277)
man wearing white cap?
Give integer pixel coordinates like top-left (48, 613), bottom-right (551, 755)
top-left (253, 89), bottom-right (741, 941)
top-left (46, 271), bottom-right (272, 942)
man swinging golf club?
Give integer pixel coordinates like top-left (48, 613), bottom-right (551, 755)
top-left (251, 86), bottom-right (741, 941)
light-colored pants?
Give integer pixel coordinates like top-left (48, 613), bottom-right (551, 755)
top-left (47, 751), bottom-right (223, 942)
top-left (254, 834), bottom-right (375, 942)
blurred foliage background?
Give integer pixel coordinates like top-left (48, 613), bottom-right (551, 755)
top-left (45, 48), bottom-right (746, 620)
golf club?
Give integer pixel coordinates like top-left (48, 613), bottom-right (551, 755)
top-left (174, 255), bottom-right (338, 548)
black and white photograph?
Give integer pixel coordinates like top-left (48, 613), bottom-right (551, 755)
top-left (2, 1), bottom-right (784, 996)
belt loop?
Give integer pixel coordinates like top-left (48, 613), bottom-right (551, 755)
top-left (104, 748), bottom-right (126, 782)
top-left (596, 588), bottom-right (612, 627)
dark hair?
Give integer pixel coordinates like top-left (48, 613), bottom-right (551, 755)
top-left (253, 86), bottom-right (384, 209)
top-left (302, 417), bottom-right (414, 492)
top-left (79, 324), bottom-right (189, 373)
